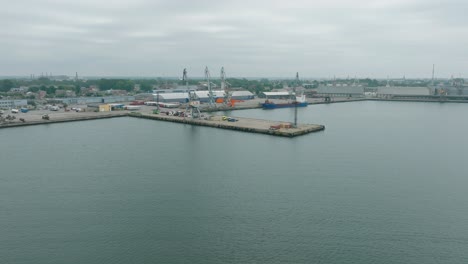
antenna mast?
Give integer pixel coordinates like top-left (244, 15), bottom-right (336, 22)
top-left (431, 64), bottom-right (435, 86)
top-left (183, 68), bottom-right (188, 87)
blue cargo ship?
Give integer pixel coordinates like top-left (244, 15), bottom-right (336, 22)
top-left (261, 95), bottom-right (308, 109)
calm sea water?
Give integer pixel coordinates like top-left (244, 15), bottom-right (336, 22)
top-left (1, 101), bottom-right (468, 264)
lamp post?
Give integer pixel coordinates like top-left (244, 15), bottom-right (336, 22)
top-left (156, 91), bottom-right (160, 111)
top-left (294, 72), bottom-right (299, 128)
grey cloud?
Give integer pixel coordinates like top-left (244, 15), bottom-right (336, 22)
top-left (0, 0), bottom-right (467, 78)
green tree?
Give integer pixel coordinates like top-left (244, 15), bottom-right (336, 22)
top-left (44, 86), bottom-right (57, 95)
top-left (29, 86), bottom-right (40, 92)
top-left (39, 85), bottom-right (47, 91)
top-left (140, 83), bottom-right (153, 92)
top-left (98, 79), bottom-right (134, 91)
top-left (0, 79), bottom-right (14, 92)
top-left (74, 85), bottom-right (81, 95)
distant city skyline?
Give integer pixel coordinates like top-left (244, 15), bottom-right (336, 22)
top-left (1, 0), bottom-right (466, 78)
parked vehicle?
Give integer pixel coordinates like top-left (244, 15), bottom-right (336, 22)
top-left (11, 109), bottom-right (19, 114)
top-left (222, 116), bottom-right (238, 122)
top-left (130, 100), bottom-right (145, 105)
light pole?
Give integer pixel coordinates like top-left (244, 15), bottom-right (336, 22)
top-left (294, 72), bottom-right (299, 128)
top-left (156, 91), bottom-right (160, 111)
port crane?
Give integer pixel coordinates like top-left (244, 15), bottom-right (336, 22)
top-left (205, 66), bottom-right (215, 108)
top-left (220, 67), bottom-right (232, 106)
top-left (183, 68), bottom-right (201, 119)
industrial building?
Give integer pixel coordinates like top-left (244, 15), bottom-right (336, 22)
top-left (195, 90), bottom-right (225, 102)
top-left (0, 99), bottom-right (28, 109)
top-left (153, 86), bottom-right (199, 94)
top-left (314, 86), bottom-right (365, 97)
top-left (260, 92), bottom-right (291, 99)
top-left (155, 90), bottom-right (254, 103)
top-left (231, 91), bottom-right (255, 100)
top-left (435, 86), bottom-right (468, 96)
top-left (87, 103), bottom-right (125, 112)
top-left (154, 93), bottom-right (189, 103)
top-left (134, 93), bottom-right (154, 101)
top-left (376, 87), bottom-right (431, 98)
top-left (50, 96), bottom-right (136, 105)
top-left (98, 104), bottom-right (111, 112)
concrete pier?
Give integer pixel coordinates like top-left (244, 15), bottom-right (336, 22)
top-left (129, 112), bottom-right (325, 137)
top-left (0, 112), bottom-right (127, 129)
top-left (1, 101), bottom-right (327, 137)
top-left (1, 110), bottom-right (324, 137)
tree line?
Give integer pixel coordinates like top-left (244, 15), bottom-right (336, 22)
top-left (1, 76), bottom-right (441, 97)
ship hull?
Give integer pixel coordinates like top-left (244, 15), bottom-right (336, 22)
top-left (262, 102), bottom-right (308, 109)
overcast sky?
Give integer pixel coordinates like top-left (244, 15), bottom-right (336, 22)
top-left (1, 0), bottom-right (467, 78)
